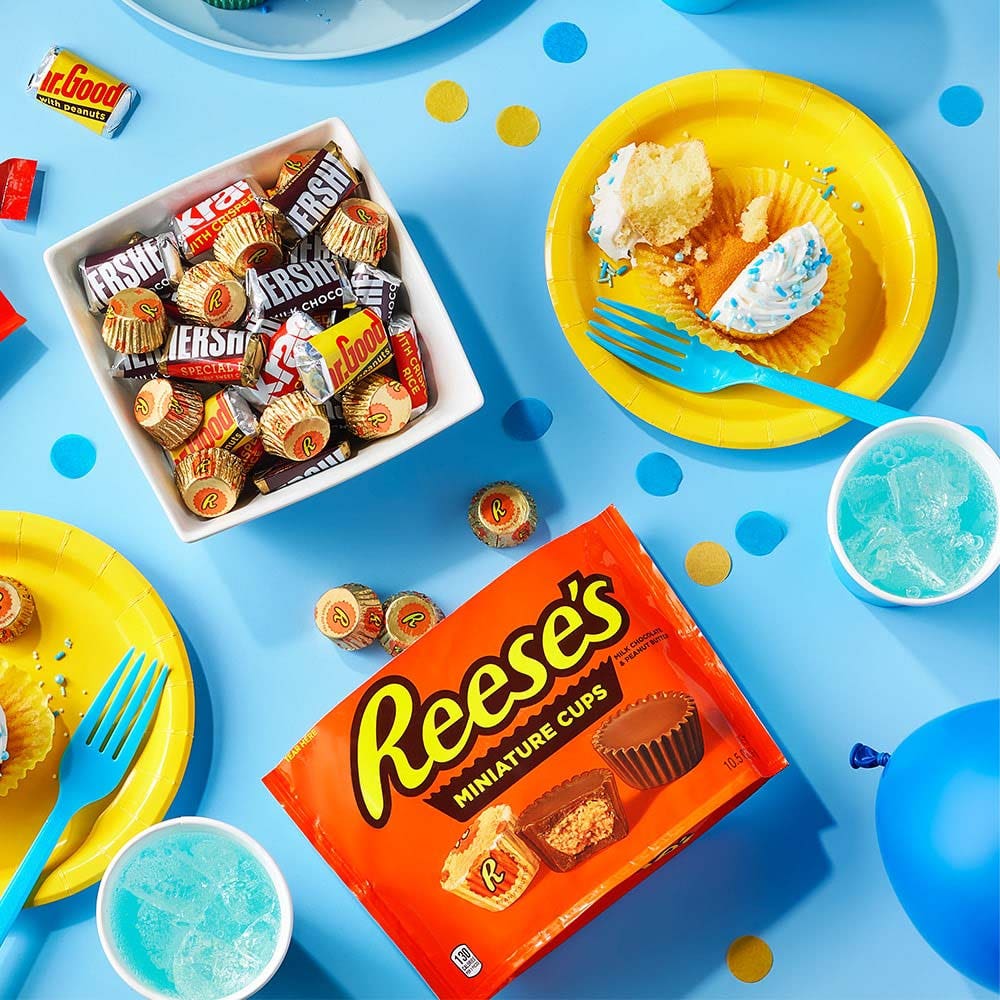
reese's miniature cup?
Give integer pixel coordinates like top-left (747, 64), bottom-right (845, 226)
top-left (175, 261), bottom-right (246, 328)
top-left (102, 288), bottom-right (167, 354)
top-left (175, 448), bottom-right (247, 519)
top-left (133, 379), bottom-right (204, 449)
top-left (259, 390), bottom-right (330, 461)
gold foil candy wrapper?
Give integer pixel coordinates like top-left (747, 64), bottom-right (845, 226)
top-left (439, 804), bottom-right (540, 912)
top-left (322, 198), bottom-right (390, 266)
top-left (314, 583), bottom-right (384, 651)
top-left (213, 212), bottom-right (284, 278)
top-left (379, 591), bottom-right (444, 657)
top-left (468, 481), bottom-right (538, 548)
top-left (175, 447), bottom-right (247, 519)
top-left (0, 577), bottom-right (35, 644)
top-left (175, 261), bottom-right (247, 328)
top-left (341, 373), bottom-right (412, 440)
top-left (133, 379), bottom-right (204, 449)
top-left (0, 659), bottom-right (55, 796)
top-left (635, 167), bottom-right (851, 374)
top-left (274, 148), bottom-right (320, 194)
top-left (101, 287), bottom-right (167, 353)
top-left (259, 389), bottom-right (331, 460)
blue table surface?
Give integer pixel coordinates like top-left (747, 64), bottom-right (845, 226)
top-left (1, 1), bottom-right (997, 997)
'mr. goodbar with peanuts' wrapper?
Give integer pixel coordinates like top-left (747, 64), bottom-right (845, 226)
top-left (264, 507), bottom-right (786, 998)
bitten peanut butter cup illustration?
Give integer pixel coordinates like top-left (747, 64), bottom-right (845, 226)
top-left (517, 769), bottom-right (628, 873)
top-left (440, 804), bottom-right (539, 912)
top-left (592, 691), bottom-right (705, 789)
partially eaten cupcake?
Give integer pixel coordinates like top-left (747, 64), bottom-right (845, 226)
top-left (0, 659), bottom-right (55, 796)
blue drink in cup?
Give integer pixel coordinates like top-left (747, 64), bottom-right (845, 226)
top-left (98, 818), bottom-right (293, 1000)
top-left (828, 418), bottom-right (1000, 607)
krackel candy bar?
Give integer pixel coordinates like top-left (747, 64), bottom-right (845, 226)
top-left (79, 232), bottom-right (183, 313)
top-left (350, 263), bottom-right (401, 324)
top-left (27, 47), bottom-right (137, 138)
top-left (159, 325), bottom-right (265, 387)
top-left (172, 178), bottom-right (269, 259)
top-left (253, 439), bottom-right (352, 495)
top-left (269, 142), bottom-right (360, 239)
top-left (265, 507), bottom-right (786, 999)
top-left (245, 257), bottom-right (355, 336)
top-left (240, 310), bottom-right (324, 410)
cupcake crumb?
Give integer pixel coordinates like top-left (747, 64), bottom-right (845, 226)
top-left (738, 196), bottom-right (771, 243)
top-left (693, 245), bottom-right (709, 262)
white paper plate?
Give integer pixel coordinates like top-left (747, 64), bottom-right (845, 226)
top-left (118, 0), bottom-right (483, 60)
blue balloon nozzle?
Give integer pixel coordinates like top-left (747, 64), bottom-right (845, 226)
top-left (850, 742), bottom-right (891, 769)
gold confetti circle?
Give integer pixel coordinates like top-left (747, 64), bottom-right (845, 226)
top-left (726, 935), bottom-right (773, 983)
top-left (685, 541), bottom-right (732, 586)
top-left (496, 105), bottom-right (541, 147)
top-left (424, 80), bottom-right (469, 123)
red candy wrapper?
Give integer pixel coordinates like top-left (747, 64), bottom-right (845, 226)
top-left (0, 159), bottom-right (38, 221)
top-left (240, 310), bottom-right (323, 410)
top-left (172, 178), bottom-right (267, 259)
top-left (264, 507), bottom-right (787, 999)
top-left (388, 313), bottom-right (428, 417)
top-left (0, 291), bottom-right (26, 341)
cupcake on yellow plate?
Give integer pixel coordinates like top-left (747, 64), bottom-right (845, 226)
top-left (0, 659), bottom-right (55, 796)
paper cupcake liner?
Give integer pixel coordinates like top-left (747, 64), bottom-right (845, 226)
top-left (592, 691), bottom-right (704, 789)
top-left (440, 804), bottom-right (540, 912)
top-left (260, 390), bottom-right (331, 460)
top-left (175, 448), bottom-right (247, 519)
top-left (0, 659), bottom-right (55, 796)
top-left (636, 167), bottom-right (851, 374)
top-left (214, 212), bottom-right (284, 278)
top-left (175, 261), bottom-right (247, 328)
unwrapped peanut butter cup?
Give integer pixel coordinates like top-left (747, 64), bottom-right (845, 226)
top-left (440, 804), bottom-right (540, 912)
top-left (102, 288), bottom-right (167, 353)
top-left (133, 378), bottom-right (204, 449)
top-left (314, 584), bottom-right (384, 651)
top-left (175, 447), bottom-right (247, 519)
top-left (592, 691), bottom-right (705, 789)
top-left (341, 373), bottom-right (411, 440)
top-left (322, 198), bottom-right (390, 266)
top-left (0, 576), bottom-right (35, 644)
top-left (517, 769), bottom-right (628, 873)
top-left (259, 390), bottom-right (330, 460)
top-left (175, 261), bottom-right (246, 328)
top-left (380, 591), bottom-right (443, 657)
top-left (213, 212), bottom-right (284, 278)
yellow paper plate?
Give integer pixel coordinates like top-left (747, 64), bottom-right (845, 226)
top-left (546, 70), bottom-right (937, 449)
top-left (0, 512), bottom-right (194, 905)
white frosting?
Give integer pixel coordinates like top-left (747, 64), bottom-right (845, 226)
top-left (0, 702), bottom-right (8, 773)
top-left (588, 144), bottom-right (640, 262)
top-left (711, 222), bottom-right (831, 337)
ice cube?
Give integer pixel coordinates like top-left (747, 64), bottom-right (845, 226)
top-left (844, 521), bottom-right (905, 582)
top-left (843, 474), bottom-right (893, 527)
top-left (216, 856), bottom-right (277, 929)
top-left (888, 458), bottom-right (958, 529)
top-left (136, 900), bottom-right (191, 974)
top-left (120, 845), bottom-right (214, 922)
top-left (235, 911), bottom-right (280, 968)
top-left (173, 929), bottom-right (258, 1000)
top-left (907, 528), bottom-right (985, 593)
top-left (186, 834), bottom-right (242, 886)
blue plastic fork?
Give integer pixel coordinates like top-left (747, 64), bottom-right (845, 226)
top-left (0, 648), bottom-right (169, 942)
top-left (588, 297), bottom-right (918, 428)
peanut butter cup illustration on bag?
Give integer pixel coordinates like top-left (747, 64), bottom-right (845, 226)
top-left (592, 691), bottom-right (704, 789)
top-left (440, 804), bottom-right (539, 912)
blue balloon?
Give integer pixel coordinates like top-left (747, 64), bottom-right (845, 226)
top-left (852, 700), bottom-right (999, 991)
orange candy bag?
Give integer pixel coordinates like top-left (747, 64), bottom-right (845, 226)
top-left (264, 507), bottom-right (787, 997)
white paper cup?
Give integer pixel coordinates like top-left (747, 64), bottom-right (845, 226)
top-left (827, 417), bottom-right (1000, 607)
top-left (97, 817), bottom-right (293, 1000)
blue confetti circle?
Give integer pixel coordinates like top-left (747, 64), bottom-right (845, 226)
top-left (543, 22), bottom-right (587, 64)
top-left (50, 434), bottom-right (96, 479)
top-left (503, 398), bottom-right (553, 441)
top-left (636, 453), bottom-right (683, 496)
top-left (735, 511), bottom-right (786, 556)
top-left (939, 86), bottom-right (983, 127)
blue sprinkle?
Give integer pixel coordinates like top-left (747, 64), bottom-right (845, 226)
top-left (821, 165), bottom-right (836, 174)
top-left (636, 452), bottom-right (683, 497)
top-left (783, 314), bottom-right (791, 321)
top-left (851, 201), bottom-right (863, 211)
top-left (1, 750), bottom-right (8, 762)
top-left (709, 309), bottom-right (720, 321)
top-left (729, 298), bottom-right (738, 308)
top-left (736, 511), bottom-right (787, 556)
top-left (55, 674), bottom-right (66, 685)
top-left (775, 243), bottom-right (785, 254)
top-left (695, 307), bottom-right (708, 320)
top-left (615, 264), bottom-right (629, 276)
top-left (611, 152), bottom-right (619, 162)
top-left (608, 175), bottom-right (615, 185)
top-left (775, 285), bottom-right (787, 298)
top-left (745, 316), bottom-right (757, 329)
top-left (674, 252), bottom-right (685, 262)
top-left (55, 651), bottom-right (66, 661)
top-left (821, 184), bottom-right (835, 200)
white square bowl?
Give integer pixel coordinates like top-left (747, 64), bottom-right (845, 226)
top-left (45, 118), bottom-right (483, 543)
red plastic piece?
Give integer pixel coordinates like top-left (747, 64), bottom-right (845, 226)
top-left (0, 291), bottom-right (26, 341)
top-left (0, 159), bottom-right (38, 221)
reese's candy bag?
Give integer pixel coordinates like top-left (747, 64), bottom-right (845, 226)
top-left (264, 506), bottom-right (787, 999)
